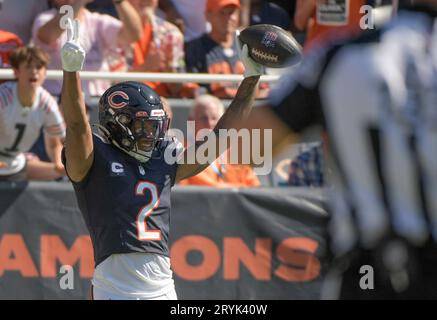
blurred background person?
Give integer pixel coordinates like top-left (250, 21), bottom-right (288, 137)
top-left (240, 0), bottom-right (437, 299)
top-left (158, 0), bottom-right (290, 40)
top-left (288, 142), bottom-right (324, 187)
top-left (294, 0), bottom-right (371, 51)
top-left (185, 0), bottom-right (269, 98)
top-left (0, 47), bottom-right (65, 181)
top-left (178, 94), bottom-right (260, 187)
top-left (0, 0), bottom-right (49, 45)
top-left (128, 0), bottom-right (197, 98)
top-left (29, 96), bottom-right (93, 164)
top-left (32, 0), bottom-right (143, 97)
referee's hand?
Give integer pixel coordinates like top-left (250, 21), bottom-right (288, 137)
top-left (61, 18), bottom-right (86, 72)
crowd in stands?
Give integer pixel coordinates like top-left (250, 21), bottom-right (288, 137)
top-left (1, 0), bottom-right (295, 97)
top-left (0, 0), bottom-right (392, 187)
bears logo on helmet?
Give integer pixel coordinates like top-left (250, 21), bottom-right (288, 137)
top-left (108, 91), bottom-right (129, 109)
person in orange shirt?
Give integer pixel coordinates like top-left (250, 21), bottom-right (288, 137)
top-left (0, 30), bottom-right (23, 68)
top-left (184, 0), bottom-right (269, 99)
top-left (295, 0), bottom-right (370, 52)
top-left (178, 94), bottom-right (261, 187)
top-left (128, 0), bottom-right (197, 97)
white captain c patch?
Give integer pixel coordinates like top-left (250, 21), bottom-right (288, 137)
top-left (110, 162), bottom-right (125, 176)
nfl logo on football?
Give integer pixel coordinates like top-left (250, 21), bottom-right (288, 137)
top-left (261, 32), bottom-right (278, 48)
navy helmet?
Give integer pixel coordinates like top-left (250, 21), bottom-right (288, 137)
top-left (98, 81), bottom-right (169, 163)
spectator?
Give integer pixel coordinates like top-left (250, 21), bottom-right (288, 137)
top-left (32, 0), bottom-right (143, 97)
top-left (159, 0), bottom-right (207, 42)
top-left (288, 142), bottom-right (324, 187)
top-left (128, 0), bottom-right (197, 98)
top-left (294, 0), bottom-right (370, 51)
top-left (30, 98), bottom-right (93, 162)
top-left (0, 47), bottom-right (66, 181)
top-left (185, 0), bottom-right (268, 98)
top-left (0, 0), bottom-right (49, 44)
top-left (179, 94), bottom-right (260, 187)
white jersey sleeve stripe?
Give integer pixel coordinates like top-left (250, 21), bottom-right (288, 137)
top-left (45, 123), bottom-right (66, 135)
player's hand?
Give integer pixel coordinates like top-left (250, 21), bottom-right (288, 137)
top-left (236, 30), bottom-right (264, 78)
top-left (61, 18), bottom-right (86, 72)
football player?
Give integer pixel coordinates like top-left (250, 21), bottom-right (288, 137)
top-left (60, 18), bottom-right (263, 299)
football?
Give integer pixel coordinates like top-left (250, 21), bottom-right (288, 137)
top-left (238, 24), bottom-right (302, 68)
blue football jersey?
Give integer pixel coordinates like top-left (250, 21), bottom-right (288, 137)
top-left (63, 134), bottom-right (181, 266)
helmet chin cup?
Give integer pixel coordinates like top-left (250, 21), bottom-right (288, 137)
top-left (112, 138), bottom-right (153, 163)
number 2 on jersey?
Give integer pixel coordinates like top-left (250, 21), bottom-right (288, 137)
top-left (135, 181), bottom-right (161, 241)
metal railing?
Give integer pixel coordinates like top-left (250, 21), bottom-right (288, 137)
top-left (0, 69), bottom-right (281, 83)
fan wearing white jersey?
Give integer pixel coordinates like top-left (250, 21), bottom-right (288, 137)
top-left (0, 46), bottom-right (66, 181)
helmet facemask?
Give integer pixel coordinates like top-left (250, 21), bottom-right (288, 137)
top-left (99, 107), bottom-right (169, 163)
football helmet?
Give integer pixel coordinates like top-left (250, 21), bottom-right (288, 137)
top-left (98, 81), bottom-right (169, 163)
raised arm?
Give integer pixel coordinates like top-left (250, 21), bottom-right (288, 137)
top-left (175, 43), bottom-right (262, 182)
top-left (61, 19), bottom-right (93, 183)
top-left (115, 0), bottom-right (143, 48)
top-left (36, 0), bottom-right (91, 45)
